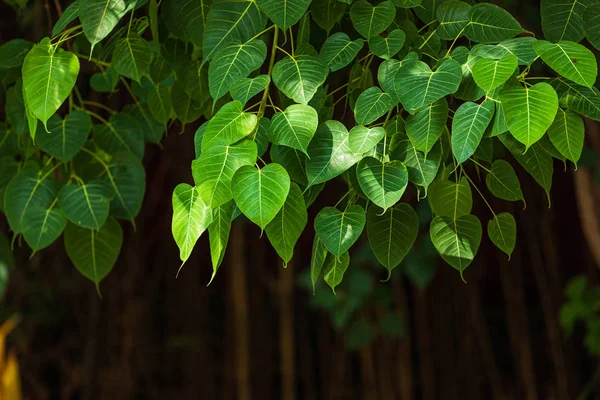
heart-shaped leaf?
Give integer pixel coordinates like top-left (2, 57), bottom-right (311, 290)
top-left (465, 3), bottom-right (523, 44)
top-left (100, 153), bottom-right (146, 222)
top-left (405, 98), bottom-right (448, 157)
top-left (390, 133), bottom-right (442, 194)
top-left (0, 39), bottom-right (33, 69)
top-left (230, 75), bottom-right (270, 106)
top-left (414, 0), bottom-right (449, 23)
top-left (323, 251), bottom-right (350, 293)
top-left (80, 0), bottom-right (130, 49)
top-left (272, 55), bottom-right (328, 104)
top-left (311, 0), bottom-right (346, 32)
top-left (232, 163), bottom-right (291, 230)
top-left (472, 54), bottom-right (518, 92)
top-left (357, 158), bottom-right (408, 211)
top-left (451, 99), bottom-right (495, 165)
top-left (541, 0), bottom-right (589, 42)
top-left (436, 0), bottom-right (471, 40)
top-left (310, 235), bottom-right (328, 293)
top-left (552, 78), bottom-right (600, 122)
top-left (367, 203), bottom-right (418, 278)
top-left (59, 179), bottom-right (113, 230)
top-left (533, 40), bottom-right (597, 88)
top-left (202, 100), bottom-right (258, 147)
top-left (162, 0), bottom-right (209, 46)
top-left (257, 0), bottom-right (311, 30)
top-left (319, 33), bottom-right (364, 72)
top-left (395, 59), bottom-right (462, 114)
top-left (354, 87), bottom-right (395, 125)
top-left (350, 0), bottom-right (396, 38)
top-left (500, 82), bottom-right (558, 150)
top-left (92, 112), bottom-right (145, 159)
top-left (368, 29), bottom-right (406, 60)
top-left (348, 126), bottom-right (385, 154)
top-left (485, 159), bottom-right (525, 204)
top-left (428, 178), bottom-right (473, 218)
top-left (584, 4), bottom-right (600, 50)
top-left (269, 104), bottom-right (318, 155)
top-left (547, 108), bottom-right (584, 166)
top-left (270, 144), bottom-right (308, 185)
top-left (314, 205), bottom-right (366, 257)
top-left (147, 83), bottom-right (172, 125)
top-left (37, 110), bottom-right (91, 162)
top-left (22, 204), bottom-right (67, 252)
top-left (487, 212), bottom-right (516, 258)
top-left (112, 34), bottom-right (153, 83)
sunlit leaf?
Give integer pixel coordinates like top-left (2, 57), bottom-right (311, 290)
top-left (314, 205), bottom-right (366, 257)
top-left (405, 98), bottom-right (448, 157)
top-left (430, 215), bottom-right (482, 278)
top-left (269, 104), bottom-right (318, 155)
top-left (534, 40), bottom-right (597, 88)
top-left (357, 158), bottom-right (408, 211)
top-left (202, 100), bottom-right (257, 147)
top-left (350, 0), bottom-right (395, 39)
top-left (348, 126), bottom-right (385, 155)
top-left (230, 75), bottom-right (270, 106)
top-left (451, 100), bottom-right (495, 165)
top-left (472, 54), bottom-right (518, 92)
top-left (272, 55), bottom-right (328, 104)
top-left (488, 212), bottom-right (516, 258)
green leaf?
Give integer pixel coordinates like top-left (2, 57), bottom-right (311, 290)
top-left (436, 0), bottom-right (471, 41)
top-left (310, 235), bottom-right (328, 293)
top-left (272, 55), bottom-right (329, 104)
top-left (354, 87), bottom-right (395, 125)
top-left (533, 40), bottom-right (597, 88)
top-left (93, 112), bottom-right (144, 159)
top-left (465, 3), bottom-right (523, 44)
top-left (192, 139), bottom-right (257, 208)
top-left (0, 39), bottom-right (33, 68)
top-left (394, 59), bottom-right (462, 114)
top-left (90, 66), bottom-right (119, 92)
top-left (311, 0), bottom-right (346, 32)
top-left (53, 1), bottom-right (80, 36)
top-left (323, 251), bottom-right (350, 293)
top-left (178, 60), bottom-right (210, 104)
top-left (202, 100), bottom-right (258, 147)
top-left (270, 144), bottom-right (308, 185)
top-left (37, 110), bottom-right (92, 162)
top-left (451, 100), bottom-right (495, 165)
top-left (348, 126), bottom-right (385, 154)
top-left (414, 0), bottom-right (448, 23)
top-left (256, 118), bottom-right (270, 157)
top-left (269, 104), bottom-right (318, 155)
top-left (499, 83), bottom-right (559, 150)
top-left (112, 34), bottom-right (153, 83)
top-left (257, 0), bottom-right (311, 30)
top-left (428, 178), bottom-right (472, 218)
top-left (473, 38), bottom-right (538, 66)
top-left (265, 183), bottom-right (307, 264)
top-left (430, 215), bottom-right (482, 278)
top-left (64, 217), bottom-right (123, 289)
top-left (391, 134), bottom-right (442, 194)
top-left (102, 152), bottom-right (146, 221)
top-left (319, 33), bottom-right (363, 72)
top-left (209, 40), bottom-right (267, 102)
top-left (203, 0), bottom-right (267, 61)
top-left (552, 78), bottom-right (600, 122)
top-left (488, 212), bottom-right (516, 258)
top-left (405, 98), bottom-right (448, 157)
top-left (162, 0), bottom-right (210, 46)
top-left (541, 0), bottom-right (593, 42)
top-left (472, 54), bottom-right (518, 92)
top-left (306, 120), bottom-right (362, 187)
top-left (230, 75), bottom-right (270, 106)
top-left (350, 0), bottom-right (395, 39)
top-left (584, 4), bottom-right (600, 50)
top-left (368, 30), bottom-right (405, 60)
top-left (171, 82), bottom-right (204, 123)
top-left (171, 183), bottom-right (213, 264)
top-left (485, 159), bottom-right (525, 203)
top-left (547, 108), bottom-right (584, 166)
top-left (147, 83), bottom-right (172, 125)
top-left (20, 204), bottom-right (65, 253)
top-left (59, 180), bottom-right (112, 230)
top-left (22, 38), bottom-right (79, 127)
top-left (208, 200), bottom-right (235, 283)
top-left (314, 205), bottom-right (366, 257)
top-left (80, 0), bottom-right (129, 49)
top-left (231, 163), bottom-right (291, 230)
top-left (367, 203), bottom-right (418, 278)
top-left (357, 158), bottom-right (408, 211)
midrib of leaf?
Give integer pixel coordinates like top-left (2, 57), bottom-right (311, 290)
top-left (453, 219), bottom-right (463, 270)
top-left (525, 87), bottom-right (531, 148)
top-left (95, 0), bottom-right (113, 43)
top-left (44, 51), bottom-right (55, 122)
top-left (210, 146), bottom-right (230, 206)
top-left (557, 44), bottom-right (587, 84)
top-left (494, 218), bottom-right (509, 249)
top-left (329, 41), bottom-right (355, 65)
top-left (61, 118), bottom-right (67, 159)
top-left (17, 167), bottom-right (58, 231)
top-left (458, 104), bottom-right (483, 161)
top-left (34, 198), bottom-right (58, 250)
top-left (216, 45), bottom-right (244, 97)
top-left (126, 38), bottom-right (140, 79)
top-left (281, 112), bottom-right (302, 148)
top-left (82, 185), bottom-right (100, 228)
top-left (205, 1), bottom-right (254, 61)
top-left (184, 188), bottom-right (196, 255)
top-left (107, 122), bottom-right (133, 154)
top-left (368, 7), bottom-right (375, 38)
top-left (292, 56), bottom-right (306, 103)
top-left (308, 137), bottom-right (349, 186)
top-left (561, 110), bottom-right (575, 159)
top-left (559, 0), bottom-right (582, 41)
top-left (258, 170), bottom-right (264, 228)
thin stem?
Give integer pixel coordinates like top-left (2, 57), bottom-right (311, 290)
top-left (418, 20), bottom-right (438, 33)
top-left (419, 28), bottom-right (438, 51)
top-left (119, 77), bottom-right (141, 105)
top-left (334, 190), bottom-right (352, 208)
top-left (462, 167), bottom-right (496, 217)
top-left (469, 157), bottom-right (492, 173)
top-left (289, 27), bottom-right (295, 57)
top-left (77, 108), bottom-right (110, 126)
top-left (253, 26), bottom-right (279, 139)
top-left (74, 53), bottom-right (111, 67)
top-left (82, 100), bottom-right (116, 114)
top-left (248, 24), bottom-right (275, 42)
top-left (445, 23), bottom-right (470, 58)
top-left (276, 45), bottom-right (292, 58)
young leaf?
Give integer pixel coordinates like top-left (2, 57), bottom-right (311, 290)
top-left (368, 30), bottom-right (406, 60)
top-left (256, 0), bottom-right (311, 30)
top-left (436, 0), bottom-right (471, 40)
top-left (265, 183), bottom-right (308, 264)
top-left (541, 0), bottom-right (591, 42)
top-left (547, 108), bottom-right (584, 166)
top-left (311, 0), bottom-right (346, 32)
top-left (584, 4), bottom-right (600, 50)
top-left (348, 126), bottom-right (386, 154)
top-left (310, 235), bottom-right (328, 293)
top-left (499, 83), bottom-right (559, 150)
top-left (472, 54), bottom-right (518, 92)
top-left (208, 40), bottom-right (267, 102)
top-left (430, 215), bottom-right (482, 278)
top-left (192, 140), bottom-right (257, 208)
top-left (92, 112), bottom-right (145, 159)
top-left (230, 75), bottom-right (270, 106)
top-left (231, 163), bottom-right (291, 230)
top-left (272, 55), bottom-right (329, 104)
top-left (208, 201), bottom-right (235, 283)
top-left (171, 183), bottom-right (213, 264)
top-left (405, 98), bottom-right (448, 157)
top-left (466, 3), bottom-right (523, 44)
top-left (354, 87), bottom-right (395, 125)
top-left (80, 0), bottom-right (130, 49)
top-left (323, 251), bottom-right (350, 293)
top-left (349, 0), bottom-right (396, 39)
top-left (112, 34), bottom-right (153, 83)
top-left (485, 160), bottom-right (525, 204)
top-left (37, 110), bottom-right (91, 162)
top-left (22, 38), bottom-right (79, 128)
top-left (64, 217), bottom-right (123, 288)
top-left (367, 203), bottom-right (419, 279)
top-left (356, 158), bottom-right (408, 211)
top-left (428, 178), bottom-right (473, 219)
top-left (269, 104), bottom-right (319, 155)
top-left (314, 205), bottom-right (366, 257)
top-left (22, 204), bottom-right (66, 252)
top-left (319, 33), bottom-right (363, 72)
top-left (488, 212), bottom-right (516, 259)
top-left (202, 100), bottom-right (258, 147)
top-left (58, 180), bottom-right (112, 230)
top-left (451, 100), bottom-right (495, 165)
top-left (534, 40), bottom-right (597, 88)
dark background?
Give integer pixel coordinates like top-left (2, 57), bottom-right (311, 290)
top-left (1, 0), bottom-right (600, 399)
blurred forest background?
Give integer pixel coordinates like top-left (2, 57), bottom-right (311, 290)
top-left (2, 0), bottom-right (600, 399)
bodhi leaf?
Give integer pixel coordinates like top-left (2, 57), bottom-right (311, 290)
top-left (270, 144), bottom-right (308, 185)
top-left (451, 100), bottom-right (495, 165)
top-left (552, 78), bottom-right (600, 122)
top-left (472, 54), bottom-right (518, 92)
top-left (256, 0), bottom-right (311, 30)
top-left (22, 38), bottom-right (79, 128)
top-left (265, 183), bottom-right (308, 264)
top-left (101, 153), bottom-right (146, 222)
top-left (208, 40), bottom-right (267, 102)
top-left (0, 39), bottom-right (33, 69)
top-left (112, 34), bottom-right (153, 83)
top-left (541, 0), bottom-right (593, 43)
top-left (394, 59), bottom-right (462, 114)
top-left (230, 75), bottom-right (270, 106)
top-left (231, 163), bottom-right (291, 230)
top-left (414, 0), bottom-right (449, 23)
top-left (311, 0), bottom-right (346, 32)
top-left (348, 126), bottom-right (385, 155)
top-left (310, 235), bottom-right (328, 293)
top-left (391, 134), bottom-right (442, 194)
top-left (368, 30), bottom-right (406, 60)
top-left (269, 104), bottom-right (318, 155)
top-left (367, 203), bottom-right (418, 279)
top-left (272, 55), bottom-right (328, 104)
top-left (465, 3), bottom-right (523, 44)
top-left (37, 110), bottom-right (92, 162)
top-left (80, 0), bottom-right (129, 49)
top-left (319, 33), bottom-right (363, 72)
top-left (162, 0), bottom-right (210, 46)
top-left (436, 1), bottom-right (471, 40)
top-left (349, 0), bottom-right (396, 39)
top-left (192, 139), bottom-right (257, 208)
top-left (547, 108), bottom-right (584, 166)
top-left (405, 98), bottom-right (448, 157)
top-left (92, 112), bottom-right (145, 159)
top-left (428, 178), bottom-right (473, 219)
top-left (58, 180), bottom-right (113, 230)
top-left (430, 215), bottom-right (482, 279)
top-left (208, 201), bottom-right (235, 283)
top-left (488, 212), bottom-right (516, 259)
top-left (533, 41), bottom-right (597, 88)
top-left (171, 183), bottom-right (213, 265)
top-left (64, 217), bottom-right (123, 290)
top-left (314, 205), bottom-right (366, 257)
top-left (485, 159), bottom-right (525, 204)
top-left (354, 87), bottom-right (395, 125)
top-left (356, 158), bottom-right (408, 211)
top-left (323, 251), bottom-right (350, 293)
top-left (202, 101), bottom-right (258, 147)
top-left (147, 83), bottom-right (172, 125)
top-left (499, 83), bottom-right (558, 150)
top-left (584, 4), bottom-right (600, 50)
top-left (22, 204), bottom-right (67, 252)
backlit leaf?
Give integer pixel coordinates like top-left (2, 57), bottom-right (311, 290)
top-left (488, 212), bottom-right (516, 258)
top-left (348, 126), bottom-right (385, 155)
top-left (314, 205), bottom-right (366, 257)
top-left (272, 55), bottom-right (328, 104)
top-left (430, 215), bottom-right (482, 278)
top-left (269, 104), bottom-right (318, 155)
top-left (202, 100), bottom-right (258, 147)
top-left (208, 200), bottom-right (235, 283)
top-left (472, 54), bottom-right (518, 92)
top-left (357, 158), bottom-right (408, 211)
top-left (534, 40), bottom-right (597, 88)
top-left (547, 108), bottom-right (584, 166)
top-left (451, 100), bottom-right (495, 165)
